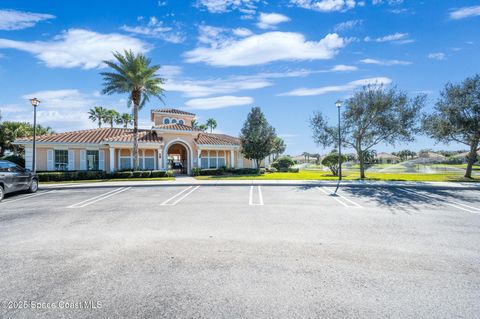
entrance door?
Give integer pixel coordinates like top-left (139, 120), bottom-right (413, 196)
top-left (167, 143), bottom-right (188, 175)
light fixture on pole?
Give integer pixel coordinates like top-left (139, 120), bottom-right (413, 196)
top-left (334, 99), bottom-right (342, 194)
top-left (29, 98), bottom-right (41, 172)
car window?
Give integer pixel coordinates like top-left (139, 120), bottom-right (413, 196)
top-left (0, 162), bottom-right (8, 172)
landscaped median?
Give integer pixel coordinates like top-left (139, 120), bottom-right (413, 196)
top-left (194, 170), bottom-right (480, 182)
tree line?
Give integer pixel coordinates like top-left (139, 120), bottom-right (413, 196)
top-left (88, 106), bottom-right (134, 128)
top-left (310, 74), bottom-right (480, 179)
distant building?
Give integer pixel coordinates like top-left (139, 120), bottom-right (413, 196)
top-left (375, 152), bottom-right (400, 164)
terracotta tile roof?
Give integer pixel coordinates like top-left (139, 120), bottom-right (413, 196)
top-left (103, 130), bottom-right (163, 143)
top-left (151, 108), bottom-right (195, 116)
top-left (195, 133), bottom-right (240, 146)
top-left (156, 123), bottom-right (200, 131)
top-left (16, 128), bottom-right (162, 144)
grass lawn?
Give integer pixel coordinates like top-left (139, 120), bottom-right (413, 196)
top-left (195, 170), bottom-right (480, 182)
top-left (42, 177), bottom-right (175, 184)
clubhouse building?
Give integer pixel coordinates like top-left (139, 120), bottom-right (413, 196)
top-left (15, 108), bottom-right (262, 174)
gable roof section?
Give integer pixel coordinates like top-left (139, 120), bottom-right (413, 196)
top-left (155, 123), bottom-right (200, 131)
top-left (195, 133), bottom-right (240, 146)
top-left (151, 108), bottom-right (195, 116)
top-left (15, 128), bottom-right (162, 144)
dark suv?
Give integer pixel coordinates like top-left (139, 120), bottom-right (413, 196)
top-left (0, 160), bottom-right (39, 202)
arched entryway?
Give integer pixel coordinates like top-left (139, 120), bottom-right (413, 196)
top-left (165, 141), bottom-right (191, 175)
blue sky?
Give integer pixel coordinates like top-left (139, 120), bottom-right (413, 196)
top-left (0, 0), bottom-right (479, 155)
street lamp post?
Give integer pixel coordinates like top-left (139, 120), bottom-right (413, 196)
top-left (29, 98), bottom-right (40, 172)
top-left (334, 100), bottom-right (342, 194)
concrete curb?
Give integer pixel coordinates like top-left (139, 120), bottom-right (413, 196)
top-left (40, 179), bottom-right (480, 191)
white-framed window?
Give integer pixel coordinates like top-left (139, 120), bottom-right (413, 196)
top-left (178, 119), bottom-right (184, 125)
top-left (119, 157), bottom-right (131, 170)
top-left (143, 158), bottom-right (155, 170)
top-left (171, 118), bottom-right (177, 124)
top-left (54, 149), bottom-right (68, 171)
top-left (200, 151), bottom-right (227, 169)
top-left (86, 150), bottom-right (99, 170)
top-left (163, 118), bottom-right (170, 124)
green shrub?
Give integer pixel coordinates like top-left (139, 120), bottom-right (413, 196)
top-left (151, 170), bottom-right (166, 177)
top-left (191, 167), bottom-right (201, 176)
top-left (114, 171), bottom-right (133, 178)
top-left (131, 171), bottom-right (143, 178)
top-left (199, 169), bottom-right (223, 176)
top-left (271, 156), bottom-right (295, 171)
top-left (288, 167), bottom-right (300, 173)
top-left (1, 155), bottom-right (25, 167)
top-left (321, 153), bottom-right (347, 176)
top-left (140, 171), bottom-right (151, 178)
top-left (165, 170), bottom-right (175, 177)
top-left (266, 167), bottom-right (277, 173)
top-left (259, 168), bottom-right (266, 174)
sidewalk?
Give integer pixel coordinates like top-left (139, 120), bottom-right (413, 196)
top-left (41, 178), bottom-right (480, 190)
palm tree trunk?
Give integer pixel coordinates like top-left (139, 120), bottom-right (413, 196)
top-left (133, 103), bottom-right (139, 170)
top-left (465, 139), bottom-right (479, 179)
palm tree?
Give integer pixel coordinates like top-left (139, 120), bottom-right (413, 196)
top-left (191, 119), bottom-right (199, 129)
top-left (198, 124), bottom-right (208, 132)
top-left (206, 118), bottom-right (217, 133)
top-left (271, 136), bottom-right (286, 161)
top-left (101, 50), bottom-right (165, 169)
top-left (88, 106), bottom-right (108, 128)
top-left (102, 109), bottom-right (120, 128)
top-left (116, 113), bottom-right (134, 128)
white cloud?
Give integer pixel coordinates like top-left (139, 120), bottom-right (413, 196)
top-left (279, 77), bottom-right (392, 96)
top-left (0, 29), bottom-right (149, 69)
top-left (449, 6), bottom-right (480, 20)
top-left (427, 52), bottom-right (446, 61)
top-left (334, 19), bottom-right (362, 32)
top-left (196, 0), bottom-right (259, 13)
top-left (185, 95), bottom-right (253, 109)
top-left (364, 32), bottom-right (413, 44)
top-left (120, 16), bottom-right (185, 43)
top-left (158, 65), bottom-right (183, 78)
top-left (257, 13), bottom-right (290, 29)
top-left (165, 65), bottom-right (357, 97)
top-left (0, 9), bottom-right (55, 31)
top-left (233, 27), bottom-right (253, 37)
top-left (359, 58), bottom-right (412, 65)
top-left (184, 31), bottom-right (347, 66)
top-left (330, 64), bottom-right (358, 71)
top-left (290, 0), bottom-right (357, 12)
top-left (22, 89), bottom-right (96, 109)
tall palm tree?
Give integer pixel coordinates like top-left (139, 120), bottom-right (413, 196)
top-left (101, 50), bottom-right (165, 169)
top-left (88, 106), bottom-right (108, 128)
top-left (116, 113), bottom-right (134, 128)
top-left (191, 119), bottom-right (199, 129)
top-left (206, 118), bottom-right (217, 133)
top-left (198, 124), bottom-right (208, 132)
top-left (102, 109), bottom-right (120, 128)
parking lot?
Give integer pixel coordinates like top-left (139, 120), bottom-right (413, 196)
top-left (1, 184), bottom-right (479, 318)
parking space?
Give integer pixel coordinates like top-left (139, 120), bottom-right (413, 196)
top-left (1, 184), bottom-right (479, 318)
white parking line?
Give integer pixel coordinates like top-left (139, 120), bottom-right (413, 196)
top-left (0, 190), bottom-right (54, 205)
top-left (397, 188), bottom-right (479, 214)
top-left (67, 187), bottom-right (131, 208)
top-left (318, 187), bottom-right (362, 208)
top-left (249, 185), bottom-right (264, 206)
top-left (161, 186), bottom-right (200, 206)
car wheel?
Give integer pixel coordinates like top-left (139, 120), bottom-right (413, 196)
top-left (0, 185), bottom-right (4, 202)
top-left (27, 179), bottom-right (39, 193)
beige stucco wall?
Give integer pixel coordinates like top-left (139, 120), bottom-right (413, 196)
top-left (153, 114), bottom-right (193, 127)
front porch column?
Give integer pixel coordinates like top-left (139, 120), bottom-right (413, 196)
top-left (157, 147), bottom-right (162, 170)
top-left (216, 150), bottom-right (219, 169)
top-left (130, 149), bottom-right (133, 169)
top-left (230, 149), bottom-right (235, 168)
top-left (197, 149), bottom-right (201, 169)
top-left (141, 149), bottom-right (145, 170)
top-left (109, 147), bottom-right (115, 173)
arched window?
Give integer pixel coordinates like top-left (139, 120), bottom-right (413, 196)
top-left (163, 118), bottom-right (170, 124)
top-left (171, 118), bottom-right (178, 124)
top-left (178, 119), bottom-right (184, 125)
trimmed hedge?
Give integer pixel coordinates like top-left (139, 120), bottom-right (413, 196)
top-left (37, 170), bottom-right (173, 182)
top-left (198, 168), bottom-right (264, 176)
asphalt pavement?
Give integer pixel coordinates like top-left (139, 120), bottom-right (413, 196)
top-left (1, 184), bottom-right (479, 318)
